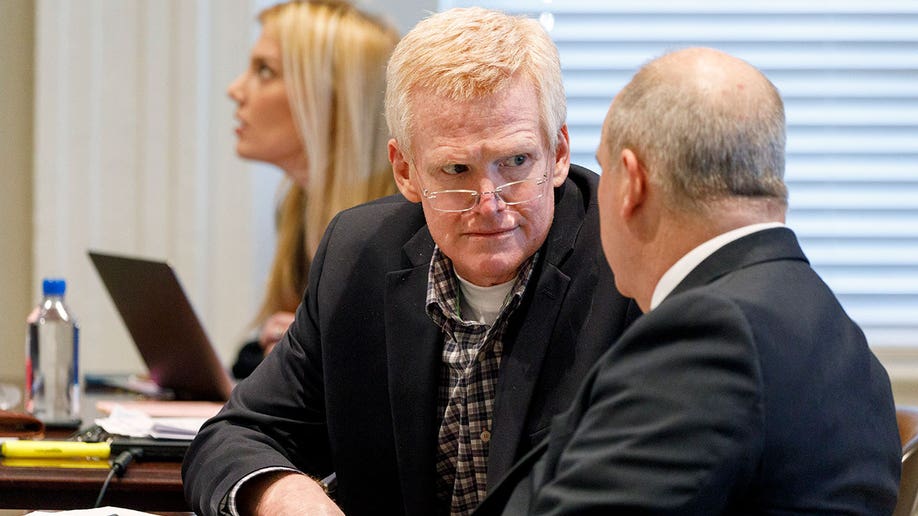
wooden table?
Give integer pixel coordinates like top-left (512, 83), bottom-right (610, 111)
top-left (0, 458), bottom-right (187, 512)
top-left (0, 386), bottom-right (190, 512)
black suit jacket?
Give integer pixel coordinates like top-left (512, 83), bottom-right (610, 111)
top-left (182, 165), bottom-right (637, 515)
top-left (476, 227), bottom-right (901, 515)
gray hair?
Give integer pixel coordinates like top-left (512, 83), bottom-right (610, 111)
top-left (604, 48), bottom-right (788, 213)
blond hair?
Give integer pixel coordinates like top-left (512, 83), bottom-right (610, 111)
top-left (385, 7), bottom-right (566, 157)
top-left (256, 0), bottom-right (399, 322)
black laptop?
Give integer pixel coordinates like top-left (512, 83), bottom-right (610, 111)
top-left (88, 250), bottom-right (234, 402)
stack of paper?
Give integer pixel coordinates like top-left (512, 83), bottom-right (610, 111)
top-left (149, 417), bottom-right (204, 440)
top-left (95, 404), bottom-right (206, 440)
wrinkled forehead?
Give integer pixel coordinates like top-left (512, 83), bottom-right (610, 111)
top-left (405, 79), bottom-right (549, 153)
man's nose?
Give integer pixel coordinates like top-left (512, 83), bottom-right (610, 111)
top-left (473, 187), bottom-right (507, 214)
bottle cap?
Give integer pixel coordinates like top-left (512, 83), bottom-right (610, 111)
top-left (42, 278), bottom-right (66, 296)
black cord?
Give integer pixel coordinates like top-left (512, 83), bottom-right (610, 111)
top-left (94, 466), bottom-right (119, 509)
top-left (94, 448), bottom-right (144, 508)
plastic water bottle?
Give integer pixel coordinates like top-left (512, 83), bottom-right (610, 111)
top-left (25, 278), bottom-right (80, 424)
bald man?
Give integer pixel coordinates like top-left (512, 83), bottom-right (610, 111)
top-left (475, 48), bottom-right (901, 515)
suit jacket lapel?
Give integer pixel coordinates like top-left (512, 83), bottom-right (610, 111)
top-left (487, 175), bottom-right (584, 489)
top-left (386, 227), bottom-right (442, 515)
top-left (670, 227), bottom-right (808, 298)
top-left (487, 262), bottom-right (569, 490)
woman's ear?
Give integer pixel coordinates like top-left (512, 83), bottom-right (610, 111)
top-left (389, 139), bottom-right (421, 202)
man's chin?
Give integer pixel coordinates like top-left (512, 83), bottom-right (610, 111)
top-left (455, 256), bottom-right (523, 286)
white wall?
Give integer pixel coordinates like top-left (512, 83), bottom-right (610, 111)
top-left (33, 0), bottom-right (258, 377)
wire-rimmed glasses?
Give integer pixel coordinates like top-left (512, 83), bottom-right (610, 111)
top-left (419, 172), bottom-right (550, 213)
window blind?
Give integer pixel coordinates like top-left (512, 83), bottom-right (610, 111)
top-left (441, 0), bottom-right (918, 348)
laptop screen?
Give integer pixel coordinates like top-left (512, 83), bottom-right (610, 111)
top-left (88, 250), bottom-right (234, 402)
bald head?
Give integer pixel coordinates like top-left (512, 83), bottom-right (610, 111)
top-left (652, 48), bottom-right (781, 129)
top-left (597, 48), bottom-right (788, 310)
top-left (603, 47), bottom-right (787, 215)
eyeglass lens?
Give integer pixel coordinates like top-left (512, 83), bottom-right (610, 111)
top-left (427, 176), bottom-right (546, 212)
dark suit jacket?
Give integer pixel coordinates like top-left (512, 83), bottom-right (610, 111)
top-left (182, 165), bottom-right (637, 515)
top-left (476, 227), bottom-right (901, 515)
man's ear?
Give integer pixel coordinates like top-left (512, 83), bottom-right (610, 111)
top-left (389, 139), bottom-right (421, 202)
top-left (620, 148), bottom-right (647, 220)
top-left (550, 125), bottom-right (571, 187)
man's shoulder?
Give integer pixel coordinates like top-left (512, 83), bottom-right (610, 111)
top-left (566, 163), bottom-right (600, 196)
top-left (318, 193), bottom-right (430, 262)
top-left (541, 163), bottom-right (602, 262)
top-left (341, 192), bottom-right (416, 214)
top-left (568, 163), bottom-right (600, 181)
top-left (330, 193), bottom-right (425, 233)
top-left (636, 289), bottom-right (753, 339)
top-left (558, 163), bottom-right (600, 214)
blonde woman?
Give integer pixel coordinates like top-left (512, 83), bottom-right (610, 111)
top-left (228, 0), bottom-right (399, 378)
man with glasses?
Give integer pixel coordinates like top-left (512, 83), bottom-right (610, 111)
top-left (183, 7), bottom-right (636, 516)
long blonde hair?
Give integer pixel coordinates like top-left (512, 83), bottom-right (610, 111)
top-left (256, 0), bottom-right (399, 322)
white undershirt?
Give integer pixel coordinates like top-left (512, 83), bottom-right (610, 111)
top-left (455, 272), bottom-right (516, 326)
top-left (649, 222), bottom-right (785, 311)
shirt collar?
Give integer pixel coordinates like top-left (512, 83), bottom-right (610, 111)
top-left (425, 245), bottom-right (534, 327)
top-left (649, 222), bottom-right (785, 310)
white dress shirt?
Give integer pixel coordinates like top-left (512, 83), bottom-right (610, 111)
top-left (649, 222), bottom-right (785, 311)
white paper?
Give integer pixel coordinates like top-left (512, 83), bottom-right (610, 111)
top-left (150, 417), bottom-right (203, 439)
top-left (27, 506), bottom-right (157, 515)
top-left (95, 404), bottom-right (204, 440)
